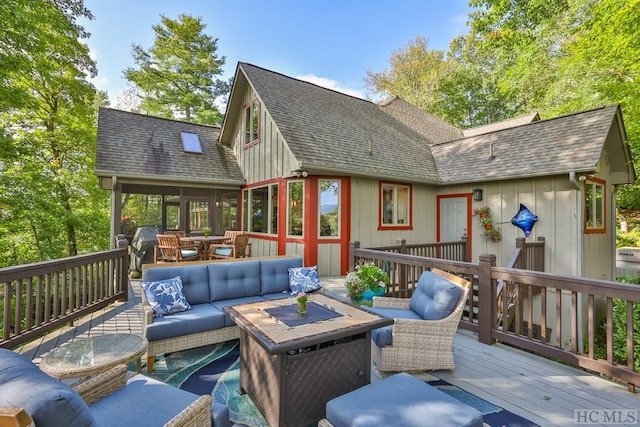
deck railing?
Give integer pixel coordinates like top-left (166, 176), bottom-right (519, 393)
top-left (0, 239), bottom-right (129, 349)
top-left (360, 237), bottom-right (470, 298)
top-left (350, 242), bottom-right (640, 392)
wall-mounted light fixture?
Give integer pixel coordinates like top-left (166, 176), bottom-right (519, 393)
top-left (292, 170), bottom-right (309, 178)
top-left (473, 188), bottom-right (483, 201)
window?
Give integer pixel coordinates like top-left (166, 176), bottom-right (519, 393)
top-left (319, 180), bottom-right (340, 237)
top-left (242, 184), bottom-right (278, 234)
top-left (381, 183), bottom-right (410, 227)
top-left (585, 177), bottom-right (605, 233)
top-left (180, 132), bottom-right (202, 153)
top-left (288, 181), bottom-right (303, 236)
top-left (243, 99), bottom-right (260, 146)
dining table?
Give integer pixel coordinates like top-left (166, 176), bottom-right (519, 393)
top-left (180, 235), bottom-right (230, 260)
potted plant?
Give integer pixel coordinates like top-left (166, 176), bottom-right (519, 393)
top-left (202, 227), bottom-right (211, 237)
top-left (472, 206), bottom-right (491, 219)
top-left (482, 226), bottom-right (503, 242)
top-left (344, 263), bottom-right (390, 306)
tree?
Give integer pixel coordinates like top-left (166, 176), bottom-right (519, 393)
top-left (365, 37), bottom-right (447, 110)
top-left (0, 0), bottom-right (109, 266)
top-left (124, 14), bottom-right (229, 125)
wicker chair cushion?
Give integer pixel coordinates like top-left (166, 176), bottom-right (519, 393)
top-left (288, 265), bottom-right (323, 294)
top-left (409, 271), bottom-right (462, 320)
top-left (143, 265), bottom-right (210, 304)
top-left (89, 374), bottom-right (202, 426)
top-left (145, 304), bottom-right (226, 341)
top-left (0, 349), bottom-right (95, 427)
top-left (141, 276), bottom-right (191, 317)
top-left (325, 372), bottom-right (483, 427)
top-left (365, 307), bottom-right (422, 347)
top-left (208, 260), bottom-right (261, 301)
top-left (259, 257), bottom-right (303, 295)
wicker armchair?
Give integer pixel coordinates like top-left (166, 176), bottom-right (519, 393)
top-left (209, 233), bottom-right (251, 259)
top-left (154, 234), bottom-right (201, 262)
top-left (370, 268), bottom-right (471, 372)
top-left (0, 349), bottom-right (229, 427)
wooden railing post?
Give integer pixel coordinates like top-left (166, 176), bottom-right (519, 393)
top-left (537, 236), bottom-right (545, 271)
top-left (515, 237), bottom-right (526, 269)
top-left (478, 253), bottom-right (496, 345)
top-left (462, 234), bottom-right (470, 262)
top-left (349, 241), bottom-right (360, 272)
top-left (115, 234), bottom-right (129, 302)
top-left (396, 238), bottom-right (407, 254)
top-left (396, 239), bottom-right (407, 291)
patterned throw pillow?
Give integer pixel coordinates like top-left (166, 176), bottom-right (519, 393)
top-left (140, 276), bottom-right (191, 317)
top-left (288, 266), bottom-right (323, 294)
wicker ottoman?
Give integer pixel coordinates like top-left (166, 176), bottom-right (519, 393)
top-left (320, 372), bottom-right (484, 427)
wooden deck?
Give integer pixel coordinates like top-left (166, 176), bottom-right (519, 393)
top-left (15, 278), bottom-right (640, 427)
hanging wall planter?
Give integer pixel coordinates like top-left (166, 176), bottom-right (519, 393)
top-left (473, 206), bottom-right (502, 242)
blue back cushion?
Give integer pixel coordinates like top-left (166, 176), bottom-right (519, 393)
top-left (143, 265), bottom-right (210, 304)
top-left (409, 271), bottom-right (463, 320)
top-left (208, 260), bottom-right (261, 301)
top-left (0, 349), bottom-right (95, 427)
top-left (260, 257), bottom-right (303, 295)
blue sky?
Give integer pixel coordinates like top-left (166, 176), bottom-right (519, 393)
top-left (82, 0), bottom-right (472, 104)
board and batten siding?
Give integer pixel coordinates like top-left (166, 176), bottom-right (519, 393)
top-left (231, 87), bottom-right (298, 183)
top-left (441, 175), bottom-right (581, 276)
top-left (349, 178), bottom-right (437, 248)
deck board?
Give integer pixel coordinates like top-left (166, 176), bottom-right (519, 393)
top-left (14, 277), bottom-right (640, 427)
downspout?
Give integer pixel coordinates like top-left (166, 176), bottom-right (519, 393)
top-left (569, 172), bottom-right (584, 352)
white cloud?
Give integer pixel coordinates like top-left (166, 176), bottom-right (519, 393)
top-left (295, 74), bottom-right (363, 99)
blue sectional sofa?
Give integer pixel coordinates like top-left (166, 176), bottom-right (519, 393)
top-left (141, 256), bottom-right (303, 371)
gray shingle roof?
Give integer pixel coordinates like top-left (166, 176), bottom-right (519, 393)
top-left (239, 63), bottom-right (460, 183)
top-left (432, 105), bottom-right (620, 183)
top-left (96, 108), bottom-right (245, 186)
top-left (462, 112), bottom-right (540, 137)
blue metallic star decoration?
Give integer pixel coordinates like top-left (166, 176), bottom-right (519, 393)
top-left (511, 204), bottom-right (538, 237)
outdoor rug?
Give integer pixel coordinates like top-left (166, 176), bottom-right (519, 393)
top-left (132, 340), bottom-right (539, 427)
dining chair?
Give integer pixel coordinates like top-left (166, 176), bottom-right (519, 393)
top-left (154, 234), bottom-right (201, 262)
top-left (209, 233), bottom-right (252, 259)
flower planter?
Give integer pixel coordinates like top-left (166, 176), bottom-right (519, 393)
top-left (356, 288), bottom-right (386, 306)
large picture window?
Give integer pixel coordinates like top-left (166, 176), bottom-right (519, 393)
top-left (380, 183), bottom-right (411, 227)
top-left (242, 184), bottom-right (278, 234)
top-left (243, 99), bottom-right (260, 146)
top-left (288, 181), bottom-right (304, 236)
top-left (319, 180), bottom-right (340, 237)
top-left (585, 177), bottom-right (606, 233)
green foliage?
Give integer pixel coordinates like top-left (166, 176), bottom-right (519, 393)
top-left (124, 14), bottom-right (229, 125)
top-left (0, 0), bottom-right (109, 267)
top-left (344, 263), bottom-right (390, 301)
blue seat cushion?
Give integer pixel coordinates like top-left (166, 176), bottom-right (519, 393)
top-left (208, 261), bottom-right (261, 301)
top-left (326, 372), bottom-right (483, 427)
top-left (213, 247), bottom-right (233, 257)
top-left (89, 374), bottom-right (205, 426)
top-left (145, 304), bottom-right (226, 341)
top-left (260, 257), bottom-right (303, 295)
top-left (364, 307), bottom-right (422, 347)
top-left (409, 271), bottom-right (462, 320)
top-left (0, 349), bottom-right (95, 427)
top-left (143, 265), bottom-right (210, 304)
top-left (211, 296), bottom-right (266, 326)
top-left (180, 248), bottom-right (199, 258)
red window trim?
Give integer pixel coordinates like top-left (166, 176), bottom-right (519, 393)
top-left (378, 181), bottom-right (413, 231)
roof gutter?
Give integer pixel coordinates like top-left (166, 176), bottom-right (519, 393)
top-left (96, 170), bottom-right (246, 187)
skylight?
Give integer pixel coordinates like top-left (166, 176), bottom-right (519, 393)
top-left (180, 132), bottom-right (203, 153)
